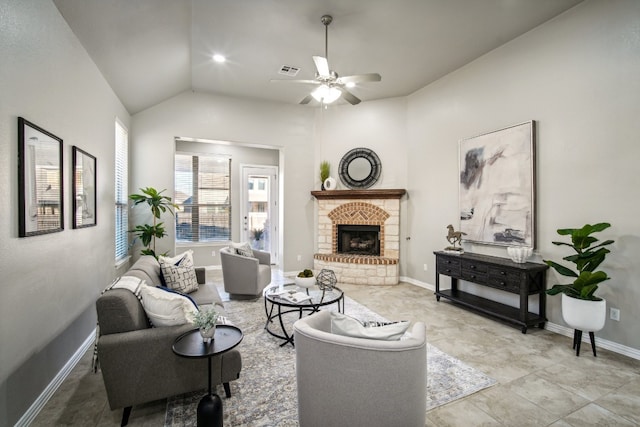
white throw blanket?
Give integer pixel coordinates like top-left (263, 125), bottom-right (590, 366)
top-left (91, 276), bottom-right (146, 372)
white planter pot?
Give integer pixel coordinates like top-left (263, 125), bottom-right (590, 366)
top-left (561, 293), bottom-right (606, 332)
top-left (295, 276), bottom-right (316, 289)
top-left (199, 325), bottom-right (216, 343)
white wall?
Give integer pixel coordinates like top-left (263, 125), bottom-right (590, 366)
top-left (314, 97), bottom-right (408, 190)
top-left (0, 0), bottom-right (130, 424)
top-left (131, 91), bottom-right (317, 271)
top-left (406, 0), bottom-right (640, 349)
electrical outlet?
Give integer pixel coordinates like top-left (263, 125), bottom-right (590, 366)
top-left (211, 250), bottom-right (216, 257)
top-left (423, 263), bottom-right (428, 271)
top-left (297, 255), bottom-right (302, 261)
top-left (610, 307), bottom-right (620, 321)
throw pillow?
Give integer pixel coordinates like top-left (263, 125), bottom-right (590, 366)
top-left (158, 250), bottom-right (199, 294)
top-left (230, 241), bottom-right (254, 258)
top-left (139, 284), bottom-right (198, 327)
top-left (330, 312), bottom-right (410, 341)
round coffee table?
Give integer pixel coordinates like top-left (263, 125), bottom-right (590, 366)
top-left (172, 325), bottom-right (243, 427)
top-left (263, 283), bottom-right (344, 347)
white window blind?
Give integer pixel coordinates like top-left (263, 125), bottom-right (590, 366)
top-left (115, 120), bottom-right (128, 261)
top-left (175, 153), bottom-right (231, 242)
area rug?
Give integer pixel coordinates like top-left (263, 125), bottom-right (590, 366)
top-left (165, 294), bottom-right (496, 426)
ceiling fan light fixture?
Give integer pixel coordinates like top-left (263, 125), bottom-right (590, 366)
top-left (311, 85), bottom-right (341, 103)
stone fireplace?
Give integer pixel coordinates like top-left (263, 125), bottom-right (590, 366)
top-left (311, 189), bottom-right (406, 285)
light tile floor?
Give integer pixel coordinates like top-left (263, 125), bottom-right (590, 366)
top-left (32, 270), bottom-right (640, 426)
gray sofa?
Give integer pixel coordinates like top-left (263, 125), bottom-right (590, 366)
top-left (220, 246), bottom-right (271, 297)
top-left (96, 256), bottom-right (242, 426)
top-left (293, 310), bottom-right (427, 427)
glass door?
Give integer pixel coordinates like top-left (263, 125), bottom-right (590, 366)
top-left (240, 165), bottom-right (278, 264)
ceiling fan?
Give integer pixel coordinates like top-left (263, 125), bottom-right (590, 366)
top-left (271, 15), bottom-right (382, 105)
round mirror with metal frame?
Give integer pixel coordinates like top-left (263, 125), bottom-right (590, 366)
top-left (338, 147), bottom-right (382, 189)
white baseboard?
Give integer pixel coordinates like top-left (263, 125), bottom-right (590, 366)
top-left (15, 329), bottom-right (96, 427)
top-left (544, 322), bottom-right (640, 360)
top-left (400, 276), bottom-right (435, 291)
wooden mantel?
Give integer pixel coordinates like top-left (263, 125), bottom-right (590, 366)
top-left (310, 189), bottom-right (406, 200)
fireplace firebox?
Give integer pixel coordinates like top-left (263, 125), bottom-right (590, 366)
top-left (337, 225), bottom-right (381, 256)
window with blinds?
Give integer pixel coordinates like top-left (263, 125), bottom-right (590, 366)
top-left (175, 153), bottom-right (231, 242)
top-left (115, 120), bottom-right (128, 262)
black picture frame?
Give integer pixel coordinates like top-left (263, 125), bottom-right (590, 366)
top-left (72, 146), bottom-right (97, 228)
top-left (18, 117), bottom-right (64, 237)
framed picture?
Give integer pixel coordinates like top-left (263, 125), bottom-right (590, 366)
top-left (18, 117), bottom-right (64, 237)
top-left (72, 146), bottom-right (97, 228)
top-left (459, 121), bottom-right (536, 247)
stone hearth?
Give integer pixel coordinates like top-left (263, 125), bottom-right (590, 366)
top-left (311, 189), bottom-right (406, 285)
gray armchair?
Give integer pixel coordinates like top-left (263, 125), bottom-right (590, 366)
top-left (293, 310), bottom-right (427, 427)
top-left (220, 246), bottom-right (271, 298)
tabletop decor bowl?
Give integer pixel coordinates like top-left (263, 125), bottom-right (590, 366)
top-left (507, 246), bottom-right (533, 263)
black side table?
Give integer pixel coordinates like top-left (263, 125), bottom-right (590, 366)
top-left (172, 325), bottom-right (243, 427)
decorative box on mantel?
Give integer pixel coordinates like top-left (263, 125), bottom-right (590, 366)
top-left (311, 189), bottom-right (406, 285)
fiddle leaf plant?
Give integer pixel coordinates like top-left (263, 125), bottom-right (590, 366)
top-left (128, 187), bottom-right (178, 258)
top-left (543, 222), bottom-right (614, 301)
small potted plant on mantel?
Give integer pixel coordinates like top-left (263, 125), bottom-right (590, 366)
top-left (543, 222), bottom-right (614, 356)
top-left (320, 161), bottom-right (331, 190)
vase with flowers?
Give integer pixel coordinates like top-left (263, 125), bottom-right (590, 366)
top-left (194, 308), bottom-right (219, 343)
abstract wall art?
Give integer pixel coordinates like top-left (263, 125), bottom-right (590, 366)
top-left (459, 121), bottom-right (536, 247)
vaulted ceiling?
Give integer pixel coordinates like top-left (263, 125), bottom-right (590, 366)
top-left (53, 0), bottom-right (583, 114)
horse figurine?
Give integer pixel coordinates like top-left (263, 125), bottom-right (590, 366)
top-left (446, 224), bottom-right (466, 252)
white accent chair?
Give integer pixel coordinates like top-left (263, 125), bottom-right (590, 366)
top-left (220, 246), bottom-right (271, 298)
top-left (293, 310), bottom-right (427, 427)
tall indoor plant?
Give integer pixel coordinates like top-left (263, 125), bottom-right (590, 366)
top-left (544, 222), bottom-right (614, 300)
top-left (544, 222), bottom-right (614, 356)
top-left (129, 187), bottom-right (178, 257)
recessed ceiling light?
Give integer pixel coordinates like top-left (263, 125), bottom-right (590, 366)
top-left (345, 82), bottom-right (356, 88)
top-left (212, 54), bottom-right (226, 63)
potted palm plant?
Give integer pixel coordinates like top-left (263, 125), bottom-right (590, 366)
top-left (129, 187), bottom-right (179, 257)
top-left (544, 222), bottom-right (614, 356)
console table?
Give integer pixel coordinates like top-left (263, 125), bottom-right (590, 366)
top-left (434, 251), bottom-right (548, 333)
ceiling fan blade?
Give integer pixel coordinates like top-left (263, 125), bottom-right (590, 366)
top-left (312, 56), bottom-right (331, 77)
top-left (338, 87), bottom-right (361, 105)
top-left (270, 79), bottom-right (321, 85)
top-left (299, 94), bottom-right (314, 105)
top-left (337, 73), bottom-right (382, 84)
